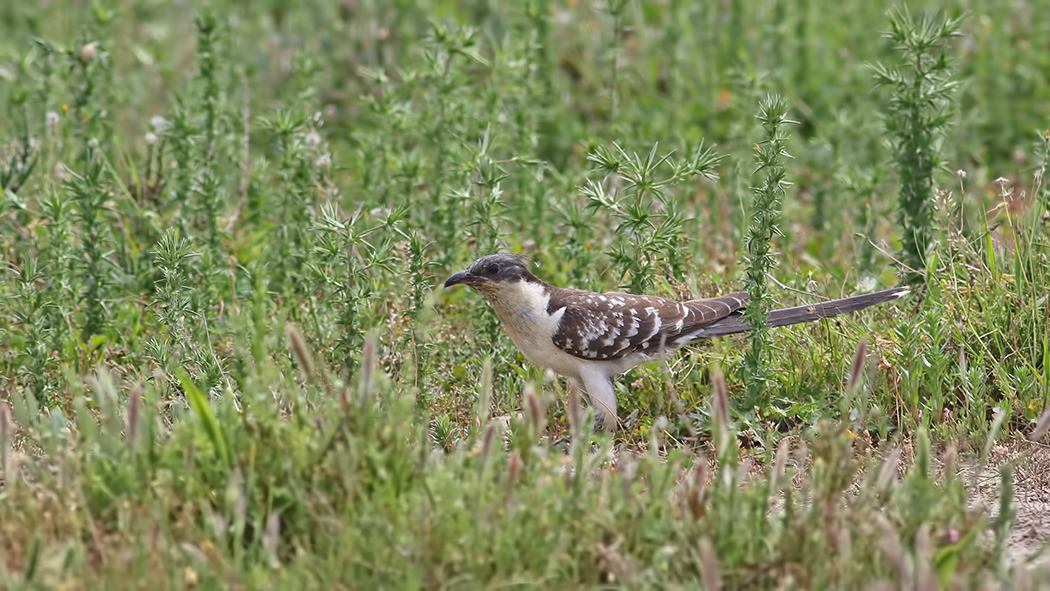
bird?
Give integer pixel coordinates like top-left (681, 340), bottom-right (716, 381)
top-left (444, 253), bottom-right (909, 432)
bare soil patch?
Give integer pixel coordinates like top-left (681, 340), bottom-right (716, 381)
top-left (962, 438), bottom-right (1050, 564)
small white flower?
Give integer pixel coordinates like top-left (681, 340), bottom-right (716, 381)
top-left (554, 9), bottom-right (574, 25)
top-left (46, 111), bottom-right (59, 129)
top-left (315, 153), bottom-right (331, 168)
top-left (304, 131), bottom-right (321, 147)
top-left (994, 177), bottom-right (1012, 198)
top-left (145, 132), bottom-right (158, 145)
top-left (150, 116), bottom-right (170, 133)
top-left (955, 169), bottom-right (966, 179)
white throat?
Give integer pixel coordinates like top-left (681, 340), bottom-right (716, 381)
top-left (481, 280), bottom-right (577, 376)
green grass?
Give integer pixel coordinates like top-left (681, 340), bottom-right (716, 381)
top-left (1, 0), bottom-right (1049, 587)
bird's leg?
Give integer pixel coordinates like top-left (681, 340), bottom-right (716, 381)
top-left (569, 387), bottom-right (605, 432)
top-left (578, 370), bottom-right (618, 432)
top-left (567, 379), bottom-right (613, 432)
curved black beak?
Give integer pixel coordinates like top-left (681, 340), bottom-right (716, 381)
top-left (444, 270), bottom-right (475, 288)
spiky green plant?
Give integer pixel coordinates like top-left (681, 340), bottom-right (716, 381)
top-left (868, 7), bottom-right (962, 280)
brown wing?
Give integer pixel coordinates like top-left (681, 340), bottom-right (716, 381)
top-left (547, 288), bottom-right (749, 361)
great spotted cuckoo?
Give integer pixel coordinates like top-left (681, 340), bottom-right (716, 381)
top-left (445, 253), bottom-right (908, 431)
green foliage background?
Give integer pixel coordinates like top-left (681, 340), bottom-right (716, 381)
top-left (0, 0), bottom-right (1048, 587)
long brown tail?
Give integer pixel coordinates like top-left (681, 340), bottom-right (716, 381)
top-left (694, 286), bottom-right (910, 338)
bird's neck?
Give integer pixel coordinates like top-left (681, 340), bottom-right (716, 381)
top-left (482, 279), bottom-right (548, 319)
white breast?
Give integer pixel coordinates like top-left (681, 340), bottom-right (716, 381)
top-left (484, 281), bottom-right (586, 379)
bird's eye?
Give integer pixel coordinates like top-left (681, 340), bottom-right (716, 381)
top-left (486, 263), bottom-right (500, 275)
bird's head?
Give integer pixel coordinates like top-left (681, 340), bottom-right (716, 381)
top-left (444, 253), bottom-right (535, 296)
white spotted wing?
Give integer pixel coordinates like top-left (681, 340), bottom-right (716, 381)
top-left (546, 287), bottom-right (749, 361)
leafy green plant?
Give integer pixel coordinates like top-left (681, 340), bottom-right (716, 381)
top-left (0, 96), bottom-right (37, 194)
top-left (868, 7), bottom-right (963, 281)
top-left (65, 145), bottom-right (110, 343)
top-left (741, 94), bottom-right (795, 407)
top-left (584, 141), bottom-right (723, 294)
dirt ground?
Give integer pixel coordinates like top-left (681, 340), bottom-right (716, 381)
top-left (964, 438), bottom-right (1050, 564)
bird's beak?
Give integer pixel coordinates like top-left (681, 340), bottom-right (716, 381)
top-left (444, 270), bottom-right (477, 288)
